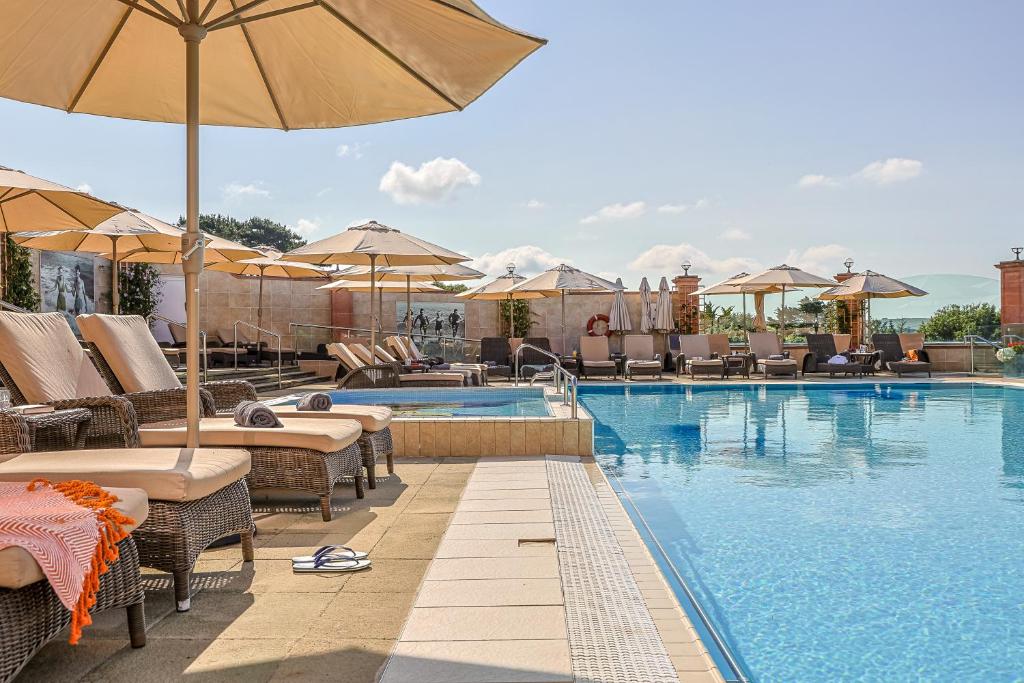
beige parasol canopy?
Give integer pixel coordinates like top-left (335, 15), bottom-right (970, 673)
top-left (0, 0), bottom-right (543, 449)
top-left (318, 280), bottom-right (443, 293)
top-left (287, 221), bottom-right (470, 352)
top-left (734, 265), bottom-right (836, 337)
top-left (107, 214), bottom-right (261, 265)
top-left (511, 264), bottom-right (618, 355)
top-left (820, 271), bottom-right (927, 345)
top-left (459, 271), bottom-right (535, 338)
top-left (0, 166), bottom-right (121, 232)
top-left (694, 272), bottom-right (783, 333)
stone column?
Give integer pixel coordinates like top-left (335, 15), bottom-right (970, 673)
top-left (672, 274), bottom-right (701, 334)
top-left (996, 254), bottom-right (1024, 337)
top-left (833, 270), bottom-right (863, 343)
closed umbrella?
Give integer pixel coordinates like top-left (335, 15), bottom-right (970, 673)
top-left (459, 272), bottom-right (537, 338)
top-left (735, 265), bottom-right (836, 339)
top-left (638, 277), bottom-right (654, 334)
top-left (286, 221), bottom-right (470, 353)
top-left (654, 277), bottom-right (674, 331)
top-left (510, 264), bottom-right (618, 355)
top-left (0, 1), bottom-right (544, 446)
top-left (608, 277), bottom-right (631, 343)
top-left (819, 271), bottom-right (927, 344)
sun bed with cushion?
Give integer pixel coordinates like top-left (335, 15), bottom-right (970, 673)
top-left (135, 417), bottom-right (365, 518)
top-left (478, 337), bottom-right (513, 380)
top-left (871, 333), bottom-right (932, 377)
top-left (350, 341), bottom-right (473, 384)
top-left (578, 336), bottom-right (618, 379)
top-left (0, 312), bottom-right (216, 449)
top-left (78, 314), bottom-right (393, 490)
top-left (802, 333), bottom-right (869, 377)
top-left (622, 335), bottom-right (662, 379)
top-left (0, 483), bottom-right (148, 681)
top-left (677, 335), bottom-right (725, 379)
top-left (707, 334), bottom-right (750, 378)
top-left (331, 343), bottom-right (465, 388)
top-left (747, 332), bottom-right (800, 378)
top-left (0, 411), bottom-right (254, 613)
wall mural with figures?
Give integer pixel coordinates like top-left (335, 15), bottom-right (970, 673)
top-left (39, 251), bottom-right (95, 334)
top-left (397, 301), bottom-right (466, 359)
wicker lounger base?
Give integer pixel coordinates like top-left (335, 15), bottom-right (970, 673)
top-left (245, 442), bottom-right (364, 522)
top-left (625, 364), bottom-right (662, 380)
top-left (886, 362), bottom-right (932, 377)
top-left (133, 479), bottom-right (254, 612)
top-left (759, 362), bottom-right (799, 378)
top-left (358, 428), bottom-right (394, 489)
top-left (581, 365), bottom-right (618, 380)
top-left (0, 537), bottom-right (145, 683)
top-left (817, 363), bottom-right (869, 377)
top-left (687, 363), bottom-right (725, 380)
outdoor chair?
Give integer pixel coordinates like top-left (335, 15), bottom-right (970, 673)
top-left (622, 335), bottom-right (662, 379)
top-left (667, 334), bottom-right (682, 373)
top-left (579, 336), bottom-right (618, 379)
top-left (77, 314), bottom-right (394, 491)
top-left (350, 342), bottom-right (472, 385)
top-left (677, 335), bottom-right (725, 379)
top-left (707, 334), bottom-right (750, 378)
top-left (747, 332), bottom-right (800, 379)
top-left (0, 410), bottom-right (254, 613)
top-left (517, 337), bottom-right (561, 378)
top-left (171, 322), bottom-right (245, 368)
top-left (803, 333), bottom-right (870, 377)
top-left (833, 334), bottom-right (853, 353)
top-left (871, 333), bottom-right (932, 377)
top-left (478, 337), bottom-right (513, 380)
top-left (330, 343), bottom-right (465, 388)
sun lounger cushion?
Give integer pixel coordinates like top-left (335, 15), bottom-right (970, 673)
top-left (627, 360), bottom-right (662, 369)
top-left (0, 448), bottom-right (251, 503)
top-left (399, 373), bottom-right (466, 384)
top-left (77, 313), bottom-right (182, 393)
top-left (267, 404), bottom-right (392, 432)
top-left (689, 359), bottom-right (724, 367)
top-left (759, 359), bottom-right (798, 367)
top-left (0, 312), bottom-right (112, 404)
top-left (0, 486), bottom-right (149, 590)
top-left (138, 417), bottom-right (361, 453)
top-left (583, 360), bottom-right (616, 368)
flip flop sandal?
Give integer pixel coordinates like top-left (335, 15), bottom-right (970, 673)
top-left (291, 545), bottom-right (368, 564)
top-left (292, 556), bottom-right (372, 573)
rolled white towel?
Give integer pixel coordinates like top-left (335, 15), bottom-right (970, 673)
top-left (234, 400), bottom-right (283, 428)
top-left (297, 392), bottom-right (333, 411)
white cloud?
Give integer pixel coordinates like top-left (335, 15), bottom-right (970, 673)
top-left (379, 157), bottom-right (481, 205)
top-left (580, 201), bottom-right (646, 225)
top-left (470, 245), bottom-right (569, 278)
top-left (222, 181), bottom-right (270, 201)
top-left (288, 217), bottom-right (322, 237)
top-left (720, 228), bottom-right (751, 241)
top-left (783, 244), bottom-right (849, 275)
top-left (657, 204), bottom-right (687, 214)
top-left (336, 143), bottom-right (367, 159)
top-left (693, 198), bottom-right (711, 209)
top-left (525, 199), bottom-right (547, 209)
top-left (75, 183), bottom-right (93, 194)
top-left (797, 174), bottom-right (840, 189)
top-left (855, 157), bottom-right (923, 185)
top-left (629, 242), bottom-right (760, 278)
top-left (315, 187), bottom-right (333, 198)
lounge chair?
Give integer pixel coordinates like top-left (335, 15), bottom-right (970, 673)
top-left (871, 333), bottom-right (932, 377)
top-left (330, 343), bottom-right (465, 388)
top-left (622, 335), bottom-right (662, 379)
top-left (747, 332), bottom-right (800, 379)
top-left (478, 337), bottom-right (513, 380)
top-left (79, 314), bottom-right (394, 488)
top-left (803, 334), bottom-right (870, 377)
top-left (677, 335), bottom-right (725, 379)
top-left (707, 334), bottom-right (750, 378)
top-left (517, 337), bottom-right (561, 379)
top-left (667, 334), bottom-right (682, 373)
top-left (0, 479), bottom-right (148, 680)
top-left (578, 336), bottom-right (618, 379)
top-left (170, 322), bottom-right (247, 368)
top-left (0, 411), bottom-right (253, 613)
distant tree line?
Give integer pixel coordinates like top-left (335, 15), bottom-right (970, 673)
top-left (178, 214), bottom-right (307, 252)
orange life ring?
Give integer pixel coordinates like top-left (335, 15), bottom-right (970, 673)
top-left (587, 313), bottom-right (611, 336)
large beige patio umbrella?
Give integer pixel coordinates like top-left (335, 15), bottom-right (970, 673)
top-left (459, 270), bottom-right (535, 338)
top-left (511, 264), bottom-right (618, 355)
top-left (694, 272), bottom-right (783, 333)
top-left (287, 221), bottom-right (470, 352)
top-left (208, 249), bottom-right (328, 351)
top-left (0, 166), bottom-right (122, 294)
top-left (819, 271), bottom-right (927, 344)
top-left (0, 1), bottom-right (543, 446)
top-left (334, 263), bottom-right (484, 339)
top-left (734, 265), bottom-right (836, 338)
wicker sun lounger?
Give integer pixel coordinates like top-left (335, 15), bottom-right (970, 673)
top-left (871, 333), bottom-right (932, 377)
top-left (747, 332), bottom-right (800, 379)
top-left (579, 336), bottom-right (618, 379)
top-left (677, 335), bottom-right (725, 379)
top-left (622, 335), bottom-right (662, 379)
top-left (330, 343), bottom-right (465, 388)
top-left (0, 482), bottom-right (147, 682)
top-left (803, 334), bottom-right (870, 377)
top-left (478, 337), bottom-right (513, 380)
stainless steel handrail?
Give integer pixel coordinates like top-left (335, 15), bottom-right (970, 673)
top-left (965, 334), bottom-right (1002, 376)
top-left (0, 299), bottom-right (29, 313)
top-left (234, 320), bottom-right (283, 388)
top-left (513, 343), bottom-right (578, 419)
top-left (147, 313), bottom-right (208, 382)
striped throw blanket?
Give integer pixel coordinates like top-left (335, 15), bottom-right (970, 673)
top-left (0, 480), bottom-right (135, 644)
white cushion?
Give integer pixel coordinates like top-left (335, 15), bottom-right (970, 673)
top-left (77, 313), bottom-right (182, 393)
top-left (267, 404), bottom-right (392, 432)
top-left (139, 417), bottom-right (361, 453)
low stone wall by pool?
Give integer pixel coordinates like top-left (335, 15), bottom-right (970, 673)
top-left (390, 416), bottom-right (594, 457)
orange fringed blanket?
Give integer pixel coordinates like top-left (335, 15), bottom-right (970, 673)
top-left (0, 480), bottom-right (135, 644)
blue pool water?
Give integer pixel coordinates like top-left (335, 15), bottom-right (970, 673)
top-left (579, 383), bottom-right (1024, 682)
top-left (279, 387), bottom-right (551, 417)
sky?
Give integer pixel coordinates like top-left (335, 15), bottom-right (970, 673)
top-left (2, 1), bottom-right (1022, 291)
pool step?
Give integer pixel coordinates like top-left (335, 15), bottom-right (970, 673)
top-left (174, 365), bottom-right (321, 392)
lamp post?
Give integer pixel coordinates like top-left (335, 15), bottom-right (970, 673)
top-left (681, 260), bottom-right (691, 276)
top-left (844, 258), bottom-right (854, 273)
top-left (505, 262), bottom-right (517, 337)
top-left (1013, 248), bottom-right (1022, 261)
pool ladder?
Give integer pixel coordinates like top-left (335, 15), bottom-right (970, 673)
top-left (513, 343), bottom-right (579, 419)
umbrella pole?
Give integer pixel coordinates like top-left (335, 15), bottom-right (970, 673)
top-left (742, 293), bottom-right (747, 333)
top-left (368, 255), bottom-right (377, 354)
top-left (181, 15), bottom-right (206, 449)
top-left (111, 236), bottom-right (119, 315)
top-left (780, 285), bottom-right (786, 341)
top-left (405, 275), bottom-right (412, 342)
top-left (256, 268), bottom-right (265, 349)
top-left (509, 293), bottom-right (514, 338)
top-left (561, 290), bottom-right (567, 358)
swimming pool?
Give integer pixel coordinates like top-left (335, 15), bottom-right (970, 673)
top-left (579, 383), bottom-right (1024, 682)
top-left (279, 387), bottom-right (552, 418)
